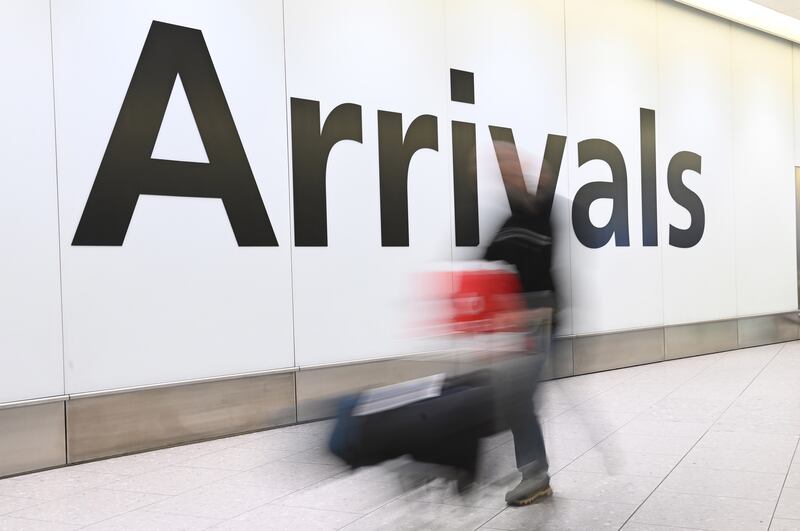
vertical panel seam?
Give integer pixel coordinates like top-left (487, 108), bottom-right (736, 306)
top-left (47, 0), bottom-right (68, 405)
top-left (561, 0), bottom-right (575, 376)
top-left (729, 19), bottom-right (741, 339)
top-left (794, 44), bottom-right (800, 311)
top-left (280, 0), bottom-right (299, 423)
top-left (655, 0), bottom-right (666, 362)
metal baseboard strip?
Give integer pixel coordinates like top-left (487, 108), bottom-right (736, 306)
top-left (296, 355), bottom-right (457, 422)
top-left (665, 319), bottom-right (739, 360)
top-left (738, 312), bottom-right (800, 348)
top-left (66, 371), bottom-right (296, 464)
top-left (573, 327), bottom-right (666, 375)
top-left (0, 402), bottom-right (66, 478)
top-left (2, 311), bottom-right (798, 478)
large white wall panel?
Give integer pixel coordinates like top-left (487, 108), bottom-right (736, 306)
top-left (794, 44), bottom-right (800, 167)
top-left (656, 1), bottom-right (737, 325)
top-left (565, 0), bottom-right (662, 334)
top-left (285, 0), bottom-right (453, 366)
top-left (52, 0), bottom-right (294, 393)
top-left (445, 0), bottom-right (573, 335)
top-left (0, 0), bottom-right (64, 403)
top-left (2, 0), bottom-right (797, 400)
top-left (731, 26), bottom-right (796, 317)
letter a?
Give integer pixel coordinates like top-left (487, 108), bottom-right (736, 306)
top-left (72, 21), bottom-right (277, 246)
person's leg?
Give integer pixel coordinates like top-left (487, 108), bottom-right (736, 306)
top-left (509, 392), bottom-right (547, 471)
top-left (504, 321), bottom-right (552, 505)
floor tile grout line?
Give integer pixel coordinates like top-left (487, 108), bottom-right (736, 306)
top-left (768, 435), bottom-right (800, 529)
top-left (551, 351), bottom-right (730, 424)
top-left (468, 499), bottom-right (508, 531)
top-left (544, 363), bottom-right (653, 419)
top-left (5, 345), bottom-right (791, 529)
top-left (547, 349), bottom-right (735, 479)
top-left (616, 342), bottom-right (788, 530)
top-left (72, 448), bottom-right (326, 528)
top-left (2, 486), bottom-right (171, 530)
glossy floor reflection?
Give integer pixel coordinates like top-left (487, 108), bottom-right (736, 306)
top-left (2, 341), bottom-right (800, 530)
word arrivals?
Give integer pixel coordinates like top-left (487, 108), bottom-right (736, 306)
top-left (73, 21), bottom-right (704, 250)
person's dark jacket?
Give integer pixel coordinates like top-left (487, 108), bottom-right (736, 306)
top-left (484, 189), bottom-right (555, 297)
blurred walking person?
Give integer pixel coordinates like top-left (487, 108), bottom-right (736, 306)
top-left (485, 140), bottom-right (557, 506)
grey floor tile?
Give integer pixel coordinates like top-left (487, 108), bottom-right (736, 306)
top-left (637, 400), bottom-right (729, 424)
top-left (775, 488), bottom-right (800, 520)
top-left (234, 429), bottom-right (321, 453)
top-left (282, 446), bottom-right (347, 466)
top-left (786, 464), bottom-right (800, 489)
top-left (542, 422), bottom-right (614, 446)
top-left (595, 433), bottom-right (697, 457)
top-left (147, 482), bottom-right (290, 520)
top-left (484, 497), bottom-right (637, 530)
top-left (621, 523), bottom-right (704, 531)
top-left (659, 465), bottom-right (785, 501)
top-left (80, 510), bottom-right (220, 531)
top-left (149, 437), bottom-right (243, 459)
top-left (221, 460), bottom-right (344, 491)
top-left (550, 470), bottom-right (661, 505)
top-left (548, 408), bottom-right (638, 428)
top-left (695, 431), bottom-right (799, 454)
top-left (710, 412), bottom-right (800, 437)
top-left (0, 469), bottom-right (123, 501)
top-left (0, 517), bottom-right (82, 530)
top-left (769, 517), bottom-right (800, 530)
top-left (339, 463), bottom-right (435, 493)
top-left (104, 465), bottom-right (234, 496)
top-left (584, 391), bottom-right (667, 414)
top-left (476, 444), bottom-right (518, 484)
top-left (683, 445), bottom-right (794, 474)
top-left (402, 477), bottom-right (511, 511)
top-left (0, 496), bottom-right (40, 516)
top-left (565, 449), bottom-right (682, 478)
top-left (286, 420), bottom-right (335, 437)
top-left (616, 419), bottom-right (710, 439)
top-left (215, 504), bottom-right (361, 531)
top-left (73, 451), bottom-right (183, 477)
top-left (180, 447), bottom-right (293, 471)
top-left (339, 499), bottom-right (498, 530)
top-left (631, 490), bottom-right (774, 530)
top-left (543, 432), bottom-right (601, 458)
top-left (8, 488), bottom-right (166, 527)
top-left (277, 476), bottom-right (405, 514)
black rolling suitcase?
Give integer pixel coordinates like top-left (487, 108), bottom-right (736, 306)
top-left (329, 371), bottom-right (495, 479)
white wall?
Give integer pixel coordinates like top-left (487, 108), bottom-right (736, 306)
top-left (0, 0), bottom-right (64, 403)
top-left (0, 0), bottom-right (797, 400)
top-left (52, 0), bottom-right (295, 393)
top-left (657, 2), bottom-right (737, 325)
top-left (284, 0), bottom-right (453, 367)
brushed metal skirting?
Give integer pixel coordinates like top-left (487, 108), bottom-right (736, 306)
top-left (795, 166), bottom-right (800, 307)
top-left (541, 337), bottom-right (574, 380)
top-left (3, 311), bottom-right (798, 478)
top-left (68, 367), bottom-right (297, 400)
top-left (0, 402), bottom-right (66, 478)
top-left (296, 355), bottom-right (456, 422)
top-left (573, 327), bottom-right (665, 375)
top-left (738, 312), bottom-right (800, 348)
top-left (66, 372), bottom-right (296, 463)
top-left (664, 319), bottom-right (739, 360)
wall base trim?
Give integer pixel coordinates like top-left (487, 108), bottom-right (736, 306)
top-left (2, 311), bottom-right (798, 478)
top-left (0, 402), bottom-right (66, 478)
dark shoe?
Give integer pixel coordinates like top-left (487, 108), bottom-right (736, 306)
top-left (505, 471), bottom-right (551, 506)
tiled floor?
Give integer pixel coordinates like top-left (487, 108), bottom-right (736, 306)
top-left (2, 341), bottom-right (800, 530)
